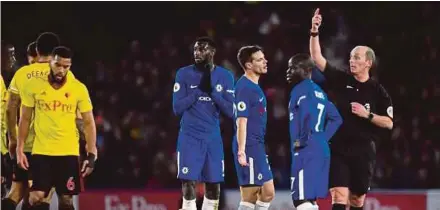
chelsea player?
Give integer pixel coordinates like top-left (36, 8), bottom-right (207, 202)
top-left (172, 37), bottom-right (234, 210)
top-left (233, 45), bottom-right (274, 210)
top-left (287, 54), bottom-right (342, 210)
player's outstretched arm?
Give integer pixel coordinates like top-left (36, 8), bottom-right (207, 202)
top-left (211, 72), bottom-right (235, 118)
top-left (323, 101), bottom-right (343, 141)
top-left (309, 8), bottom-right (327, 71)
top-left (172, 69), bottom-right (202, 116)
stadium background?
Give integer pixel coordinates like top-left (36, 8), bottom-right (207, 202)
top-left (2, 1), bottom-right (440, 209)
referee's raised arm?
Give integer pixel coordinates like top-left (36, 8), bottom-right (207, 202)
top-left (309, 8), bottom-right (327, 71)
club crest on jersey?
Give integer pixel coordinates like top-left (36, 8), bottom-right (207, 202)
top-left (237, 101), bottom-right (246, 111)
top-left (182, 167), bottom-right (189, 174)
top-left (387, 106), bottom-right (393, 118)
top-left (173, 83), bottom-right (180, 92)
top-left (216, 84), bottom-right (223, 92)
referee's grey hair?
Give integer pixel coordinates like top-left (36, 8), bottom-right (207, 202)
top-left (365, 46), bottom-right (376, 67)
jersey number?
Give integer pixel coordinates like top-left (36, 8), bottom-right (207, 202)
top-left (315, 103), bottom-right (325, 132)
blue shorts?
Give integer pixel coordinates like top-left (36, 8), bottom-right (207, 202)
top-left (290, 149), bottom-right (330, 201)
top-left (233, 142), bottom-right (273, 186)
top-left (176, 133), bottom-right (224, 183)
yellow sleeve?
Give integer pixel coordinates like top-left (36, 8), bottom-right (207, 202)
top-left (9, 72), bottom-right (20, 95)
top-left (77, 83), bottom-right (93, 113)
top-left (8, 66), bottom-right (26, 95)
top-left (20, 81), bottom-right (35, 108)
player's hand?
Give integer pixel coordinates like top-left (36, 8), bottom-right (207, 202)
top-left (311, 8), bottom-right (322, 32)
top-left (200, 72), bottom-right (212, 93)
top-left (237, 151), bottom-right (248, 167)
top-left (81, 153), bottom-right (96, 178)
top-left (16, 150), bottom-right (29, 170)
top-left (351, 102), bottom-right (369, 119)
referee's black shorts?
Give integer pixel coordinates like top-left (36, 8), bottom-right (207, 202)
top-left (329, 141), bottom-right (376, 195)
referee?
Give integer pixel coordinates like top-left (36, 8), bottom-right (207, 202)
top-left (309, 8), bottom-right (393, 210)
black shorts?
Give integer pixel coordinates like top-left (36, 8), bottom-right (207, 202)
top-left (12, 152), bottom-right (32, 182)
top-left (329, 142), bottom-right (376, 195)
top-left (30, 155), bottom-right (84, 196)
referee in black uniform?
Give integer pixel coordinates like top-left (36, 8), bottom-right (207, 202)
top-left (308, 9), bottom-right (394, 210)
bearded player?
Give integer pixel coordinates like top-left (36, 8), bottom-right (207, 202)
top-left (17, 46), bottom-right (97, 210)
top-left (4, 32), bottom-right (67, 210)
top-left (173, 37), bottom-right (234, 210)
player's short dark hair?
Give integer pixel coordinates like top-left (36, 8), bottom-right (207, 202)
top-left (288, 53), bottom-right (315, 76)
top-left (27, 41), bottom-right (38, 57)
top-left (195, 36), bottom-right (217, 49)
top-left (36, 32), bottom-right (60, 56)
top-left (237, 45), bottom-right (263, 70)
top-left (51, 46), bottom-right (72, 59)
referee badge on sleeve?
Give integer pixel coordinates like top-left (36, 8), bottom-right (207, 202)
top-left (387, 106), bottom-right (393, 118)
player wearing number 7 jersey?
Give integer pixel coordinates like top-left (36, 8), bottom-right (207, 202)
top-left (287, 54), bottom-right (342, 210)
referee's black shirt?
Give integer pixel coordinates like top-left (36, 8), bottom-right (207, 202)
top-left (321, 62), bottom-right (393, 155)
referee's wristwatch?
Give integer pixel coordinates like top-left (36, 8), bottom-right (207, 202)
top-left (368, 112), bottom-right (374, 121)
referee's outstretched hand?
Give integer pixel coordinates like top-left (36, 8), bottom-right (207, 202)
top-left (311, 8), bottom-right (322, 32)
top-left (16, 150), bottom-right (29, 170)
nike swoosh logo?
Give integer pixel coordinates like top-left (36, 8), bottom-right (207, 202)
top-left (190, 85), bottom-right (198, 88)
top-left (346, 85), bottom-right (353, 89)
top-left (259, 97), bottom-right (264, 102)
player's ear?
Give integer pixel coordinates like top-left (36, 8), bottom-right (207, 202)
top-left (245, 62), bottom-right (252, 70)
top-left (366, 60), bottom-right (372, 69)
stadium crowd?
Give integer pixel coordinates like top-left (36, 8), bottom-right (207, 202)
top-left (2, 2), bottom-right (439, 191)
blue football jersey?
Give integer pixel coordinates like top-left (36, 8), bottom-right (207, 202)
top-left (289, 79), bottom-right (342, 156)
top-left (172, 65), bottom-right (234, 139)
top-left (234, 76), bottom-right (267, 146)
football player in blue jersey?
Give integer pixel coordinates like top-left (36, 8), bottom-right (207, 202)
top-left (233, 45), bottom-right (274, 210)
top-left (287, 54), bottom-right (342, 210)
top-left (172, 37), bottom-right (234, 210)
